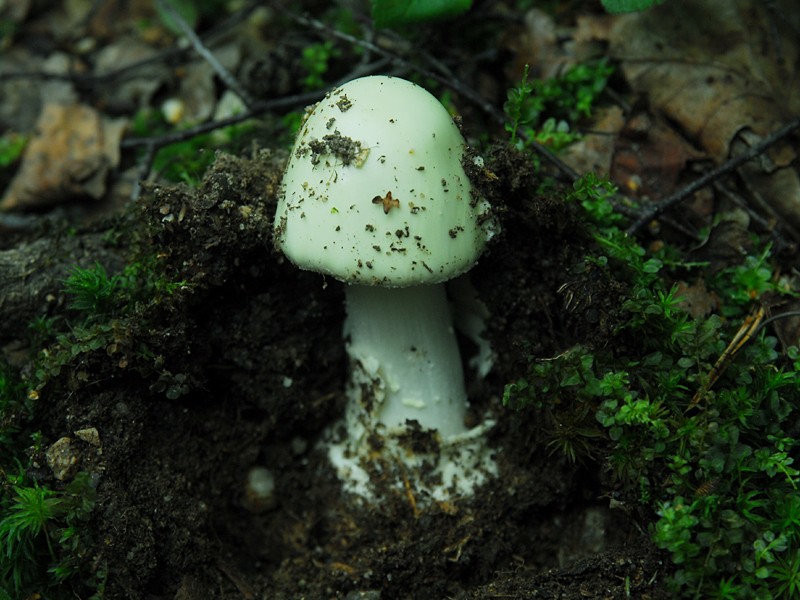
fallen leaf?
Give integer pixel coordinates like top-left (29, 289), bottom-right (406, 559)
top-left (563, 105), bottom-right (626, 175)
top-left (685, 216), bottom-right (753, 274)
top-left (609, 0), bottom-right (800, 234)
top-left (675, 278), bottom-right (718, 319)
top-left (93, 39), bottom-right (171, 113)
top-left (1, 103), bottom-right (127, 210)
top-left (507, 8), bottom-right (571, 80)
top-left (611, 112), bottom-right (705, 200)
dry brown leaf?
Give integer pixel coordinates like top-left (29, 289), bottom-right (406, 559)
top-left (675, 278), bottom-right (718, 319)
top-left (611, 112), bottom-right (704, 199)
top-left (574, 14), bottom-right (616, 46)
top-left (685, 215), bottom-right (753, 274)
top-left (175, 43), bottom-right (242, 124)
top-left (1, 103), bottom-right (127, 210)
top-left (563, 105), bottom-right (626, 175)
top-left (507, 9), bottom-right (570, 80)
top-left (609, 0), bottom-right (800, 232)
top-left (93, 39), bottom-right (172, 113)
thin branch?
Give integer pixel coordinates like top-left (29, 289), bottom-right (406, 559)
top-left (287, 11), bottom-right (500, 119)
top-left (713, 179), bottom-right (795, 253)
top-left (121, 90), bottom-right (325, 151)
top-left (1, 2), bottom-right (260, 88)
top-left (131, 143), bottom-right (158, 202)
top-left (122, 59), bottom-right (391, 199)
top-left (281, 8), bottom-right (580, 181)
top-left (626, 116), bottom-right (800, 235)
top-left (123, 90), bottom-right (324, 201)
top-left (155, 0), bottom-right (257, 109)
top-left (121, 57), bottom-right (392, 152)
top-left (757, 311), bottom-right (800, 335)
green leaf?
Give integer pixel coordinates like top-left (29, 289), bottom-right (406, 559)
top-left (371, 0), bottom-right (472, 28)
top-left (755, 566), bottom-right (770, 579)
top-left (155, 0), bottom-right (199, 35)
top-left (0, 133), bottom-right (27, 167)
top-left (600, 0), bottom-right (667, 13)
top-left (643, 258), bottom-right (663, 273)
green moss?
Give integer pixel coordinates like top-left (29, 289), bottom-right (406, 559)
top-left (0, 251), bottom-right (192, 595)
top-left (131, 108), bottom-right (256, 186)
top-left (0, 473), bottom-right (100, 597)
top-left (32, 256), bottom-right (190, 399)
top-left (505, 174), bottom-right (800, 597)
top-left (0, 357), bottom-right (102, 597)
top-left (504, 60), bottom-right (614, 151)
top-left (0, 132), bottom-right (26, 168)
top-left (301, 41), bottom-right (341, 91)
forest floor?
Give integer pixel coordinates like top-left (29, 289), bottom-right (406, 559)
top-left (1, 1), bottom-right (799, 599)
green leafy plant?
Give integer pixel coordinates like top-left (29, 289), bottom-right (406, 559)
top-left (64, 263), bottom-right (125, 316)
top-left (0, 483), bottom-right (61, 592)
top-left (711, 246), bottom-right (781, 316)
top-left (0, 258), bottom-right (187, 595)
top-left (131, 108), bottom-right (253, 185)
top-left (504, 65), bottom-right (534, 147)
top-left (371, 0), bottom-right (472, 28)
top-left (64, 260), bottom-right (186, 318)
top-left (504, 60), bottom-right (614, 150)
top-left (601, 0), bottom-right (667, 14)
top-left (0, 132), bottom-right (26, 168)
top-left (0, 473), bottom-right (98, 597)
top-left (1, 356), bottom-right (100, 596)
top-left (301, 41), bottom-right (341, 90)
top-left (505, 173), bottom-right (800, 597)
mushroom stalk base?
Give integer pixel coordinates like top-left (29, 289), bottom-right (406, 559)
top-left (344, 284), bottom-right (468, 437)
top-left (325, 284), bottom-right (496, 504)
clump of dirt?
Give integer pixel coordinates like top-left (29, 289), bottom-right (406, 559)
top-left (28, 147), bottom-right (666, 599)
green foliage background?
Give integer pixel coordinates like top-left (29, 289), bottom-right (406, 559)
top-left (505, 174), bottom-right (800, 598)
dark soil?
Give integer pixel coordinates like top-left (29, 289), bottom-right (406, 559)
top-left (19, 148), bottom-right (669, 599)
top-left (0, 3), bottom-right (679, 599)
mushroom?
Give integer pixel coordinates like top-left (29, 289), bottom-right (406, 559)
top-left (273, 75), bottom-right (497, 502)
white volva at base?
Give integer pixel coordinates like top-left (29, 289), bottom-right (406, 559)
top-left (325, 284), bottom-right (497, 503)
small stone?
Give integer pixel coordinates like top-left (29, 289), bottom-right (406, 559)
top-left (243, 466), bottom-right (277, 513)
top-left (74, 427), bottom-right (101, 447)
top-left (290, 436), bottom-right (308, 456)
top-left (45, 437), bottom-right (79, 481)
top-left (345, 591), bottom-right (381, 600)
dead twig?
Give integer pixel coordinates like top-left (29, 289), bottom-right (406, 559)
top-left (282, 7), bottom-right (581, 181)
top-left (124, 90), bottom-right (323, 200)
top-left (0, 3), bottom-right (260, 89)
top-left (155, 0), bottom-right (257, 109)
top-left (687, 304), bottom-right (766, 411)
top-left (121, 90), bottom-right (326, 152)
top-left (123, 57), bottom-right (390, 200)
top-left (756, 310), bottom-right (800, 335)
top-left (626, 116), bottom-right (800, 236)
top-left (687, 272), bottom-right (800, 412)
top-left (713, 179), bottom-right (796, 254)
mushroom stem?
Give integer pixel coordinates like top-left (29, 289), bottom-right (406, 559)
top-left (344, 284), bottom-right (468, 438)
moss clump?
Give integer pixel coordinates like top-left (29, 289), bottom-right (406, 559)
top-left (505, 174), bottom-right (800, 598)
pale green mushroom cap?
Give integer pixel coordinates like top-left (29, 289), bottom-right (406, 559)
top-left (273, 75), bottom-right (493, 287)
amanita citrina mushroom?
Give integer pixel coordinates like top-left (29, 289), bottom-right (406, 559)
top-left (273, 75), bottom-right (497, 502)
